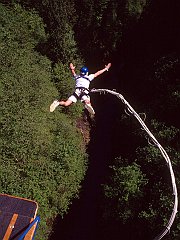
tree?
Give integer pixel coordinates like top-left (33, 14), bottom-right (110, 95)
top-left (0, 3), bottom-right (87, 239)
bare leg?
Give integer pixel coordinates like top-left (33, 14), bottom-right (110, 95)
top-left (84, 99), bottom-right (95, 115)
top-left (50, 99), bottom-right (73, 112)
top-left (59, 99), bottom-right (73, 107)
top-left (84, 99), bottom-right (90, 104)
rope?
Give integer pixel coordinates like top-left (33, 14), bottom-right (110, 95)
top-left (91, 88), bottom-right (178, 240)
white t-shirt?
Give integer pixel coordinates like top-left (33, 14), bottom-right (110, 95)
top-left (74, 74), bottom-right (95, 89)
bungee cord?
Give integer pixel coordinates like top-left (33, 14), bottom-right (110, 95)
top-left (91, 88), bottom-right (178, 240)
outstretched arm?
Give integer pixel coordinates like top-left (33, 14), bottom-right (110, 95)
top-left (94, 63), bottom-right (111, 78)
top-left (69, 63), bottom-right (76, 77)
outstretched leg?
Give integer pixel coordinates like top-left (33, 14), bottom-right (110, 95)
top-left (84, 99), bottom-right (95, 115)
top-left (59, 99), bottom-right (73, 107)
top-left (50, 99), bottom-right (73, 112)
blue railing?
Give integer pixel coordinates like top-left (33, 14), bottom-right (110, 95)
top-left (18, 216), bottom-right (40, 240)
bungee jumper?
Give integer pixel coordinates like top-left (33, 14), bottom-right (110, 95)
top-left (50, 62), bottom-right (111, 114)
top-left (50, 65), bottom-right (178, 240)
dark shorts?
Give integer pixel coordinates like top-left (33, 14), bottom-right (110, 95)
top-left (68, 88), bottom-right (90, 103)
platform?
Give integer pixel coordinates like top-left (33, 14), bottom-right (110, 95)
top-left (0, 194), bottom-right (39, 240)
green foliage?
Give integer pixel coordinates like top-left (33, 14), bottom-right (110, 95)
top-left (1, 1), bottom-right (179, 239)
top-left (34, 0), bottom-right (80, 62)
top-left (50, 21), bottom-right (79, 63)
top-left (103, 158), bottom-right (147, 223)
top-left (149, 54), bottom-right (180, 127)
top-left (0, 3), bottom-right (87, 239)
top-left (74, 0), bottom-right (123, 60)
top-left (0, 3), bottom-right (46, 49)
top-left (134, 119), bottom-right (180, 238)
top-left (101, 112), bottom-right (180, 238)
top-left (73, 0), bottom-right (149, 62)
top-left (127, 0), bottom-right (147, 17)
top-left (52, 62), bottom-right (74, 98)
top-left (14, 0), bottom-right (81, 62)
top-left (151, 119), bottom-right (179, 144)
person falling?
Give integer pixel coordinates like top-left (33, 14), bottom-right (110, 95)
top-left (50, 62), bottom-right (111, 115)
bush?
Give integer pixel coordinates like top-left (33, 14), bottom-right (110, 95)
top-left (0, 3), bottom-right (87, 238)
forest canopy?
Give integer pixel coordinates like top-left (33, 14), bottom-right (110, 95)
top-left (0, 0), bottom-right (179, 239)
top-left (0, 2), bottom-right (87, 238)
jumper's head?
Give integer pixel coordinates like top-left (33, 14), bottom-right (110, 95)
top-left (80, 66), bottom-right (88, 76)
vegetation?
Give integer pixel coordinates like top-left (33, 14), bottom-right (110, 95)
top-left (0, 0), bottom-right (179, 239)
top-left (0, 3), bottom-right (87, 238)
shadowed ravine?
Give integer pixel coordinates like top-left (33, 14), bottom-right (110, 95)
top-left (48, 1), bottom-right (180, 238)
top-left (48, 93), bottom-right (120, 240)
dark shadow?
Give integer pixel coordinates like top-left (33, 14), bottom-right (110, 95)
top-left (48, 0), bottom-right (180, 239)
top-left (48, 69), bottom-right (122, 240)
